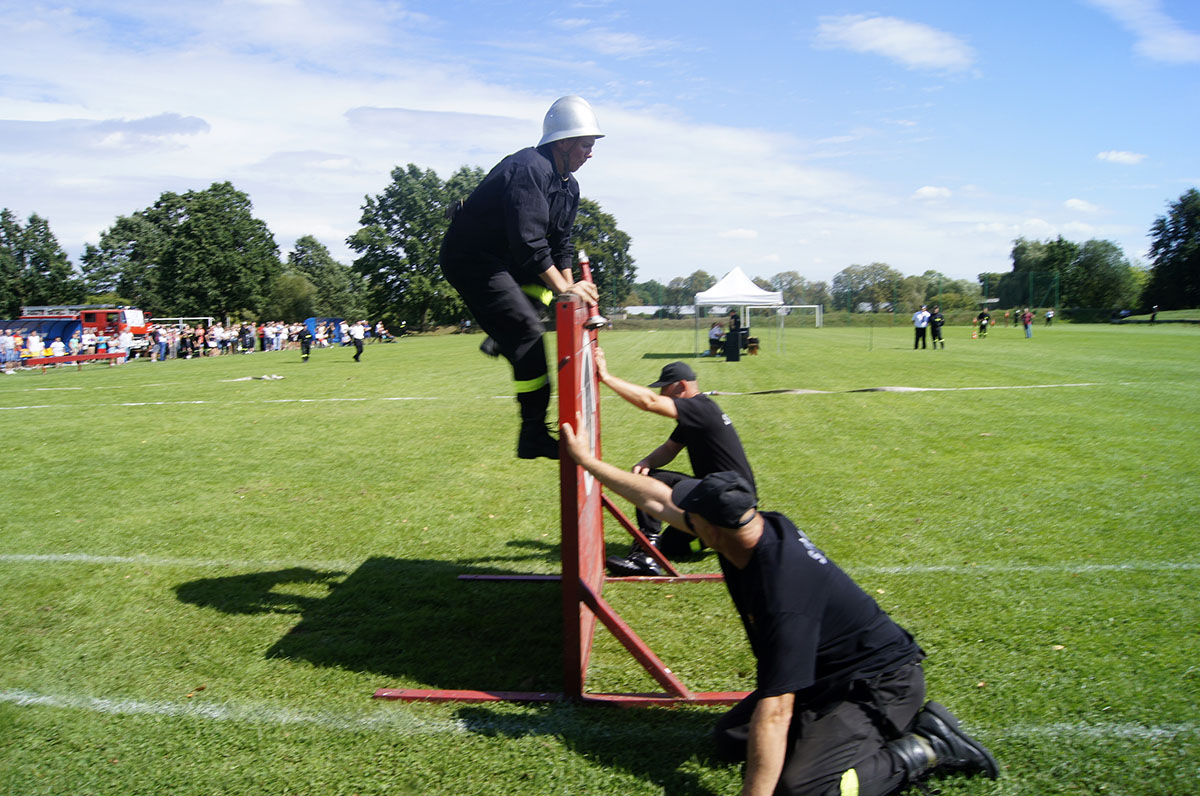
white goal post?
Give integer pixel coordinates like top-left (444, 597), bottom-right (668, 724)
top-left (777, 305), bottom-right (823, 328)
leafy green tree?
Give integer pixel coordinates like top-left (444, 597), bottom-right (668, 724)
top-left (348, 164), bottom-right (480, 331)
top-left (1011, 236), bottom-right (1079, 277)
top-left (770, 271), bottom-right (833, 306)
top-left (286, 236), bottom-right (364, 319)
top-left (1144, 188), bottom-right (1200, 309)
top-left (156, 182), bottom-right (280, 319)
top-left (663, 278), bottom-right (688, 316)
top-left (0, 210), bottom-right (23, 317)
top-left (1062, 240), bottom-right (1139, 309)
top-left (976, 272), bottom-right (1007, 300)
top-left (662, 270), bottom-right (716, 316)
top-left (999, 237), bottom-right (1077, 308)
top-left (572, 198), bottom-right (636, 313)
top-left (0, 210), bottom-right (85, 314)
top-left (633, 279), bottom-right (666, 305)
top-left (917, 270), bottom-right (977, 308)
top-left (80, 211), bottom-right (169, 312)
top-left (82, 183), bottom-right (279, 319)
top-left (263, 272), bottom-right (318, 322)
top-left (832, 263), bottom-right (903, 311)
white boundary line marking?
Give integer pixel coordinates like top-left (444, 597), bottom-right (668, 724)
top-left (1, 381), bottom-right (1146, 412)
top-left (0, 397), bottom-right (438, 410)
top-left (0, 688), bottom-right (1193, 740)
top-left (1, 552), bottom-right (1196, 576)
top-left (0, 689), bottom-right (460, 733)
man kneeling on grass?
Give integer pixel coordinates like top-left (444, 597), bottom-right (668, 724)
top-left (561, 422), bottom-right (999, 796)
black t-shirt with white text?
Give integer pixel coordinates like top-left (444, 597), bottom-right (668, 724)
top-left (720, 512), bottom-right (922, 703)
top-left (669, 394), bottom-right (755, 490)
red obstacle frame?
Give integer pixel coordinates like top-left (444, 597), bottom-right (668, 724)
top-left (374, 293), bottom-right (746, 707)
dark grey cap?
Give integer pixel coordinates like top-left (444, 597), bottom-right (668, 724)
top-left (671, 472), bottom-right (757, 529)
top-left (648, 361), bottom-right (697, 388)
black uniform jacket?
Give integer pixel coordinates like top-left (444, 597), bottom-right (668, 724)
top-left (441, 145), bottom-right (580, 284)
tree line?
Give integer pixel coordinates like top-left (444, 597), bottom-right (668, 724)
top-left (3, 179), bottom-right (1198, 326)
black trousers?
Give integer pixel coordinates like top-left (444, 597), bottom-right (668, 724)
top-left (352, 338), bottom-right (363, 360)
top-left (930, 326), bottom-right (943, 345)
top-left (714, 662), bottom-right (925, 796)
top-left (913, 327), bottom-right (927, 348)
top-left (632, 469), bottom-right (699, 558)
top-left (442, 263), bottom-right (549, 392)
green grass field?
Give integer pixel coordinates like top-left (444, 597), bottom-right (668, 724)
top-left (2, 321), bottom-right (1197, 795)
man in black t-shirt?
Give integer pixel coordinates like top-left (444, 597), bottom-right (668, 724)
top-left (593, 351), bottom-right (755, 576)
top-left (559, 431), bottom-right (1000, 796)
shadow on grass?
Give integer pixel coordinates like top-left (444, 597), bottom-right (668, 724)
top-left (174, 554), bottom-right (562, 691)
top-left (455, 703), bottom-right (732, 795)
top-left (640, 352), bottom-right (701, 360)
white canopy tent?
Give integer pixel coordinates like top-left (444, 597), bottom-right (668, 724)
top-left (693, 267), bottom-right (784, 356)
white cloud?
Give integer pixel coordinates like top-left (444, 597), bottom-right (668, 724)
top-left (553, 18), bottom-right (679, 58)
top-left (913, 186), bottom-right (952, 200)
top-left (0, 1), bottom-right (1164, 288)
top-left (1085, 0), bottom-right (1200, 64)
top-left (1065, 198), bottom-right (1099, 212)
top-left (1097, 150), bottom-right (1147, 164)
top-left (815, 15), bottom-right (976, 73)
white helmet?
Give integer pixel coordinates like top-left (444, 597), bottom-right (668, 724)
top-left (538, 95), bottom-right (604, 147)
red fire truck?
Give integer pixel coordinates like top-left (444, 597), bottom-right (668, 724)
top-left (17, 305), bottom-right (153, 352)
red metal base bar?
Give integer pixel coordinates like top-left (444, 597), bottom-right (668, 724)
top-left (458, 573), bottom-right (724, 583)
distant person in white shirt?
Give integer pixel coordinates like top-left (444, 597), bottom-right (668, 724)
top-left (912, 305), bottom-right (931, 350)
top-left (349, 320), bottom-right (365, 362)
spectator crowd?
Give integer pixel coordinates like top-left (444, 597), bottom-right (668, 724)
top-left (1, 319), bottom-right (394, 372)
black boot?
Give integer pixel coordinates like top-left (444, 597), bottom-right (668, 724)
top-left (479, 336), bottom-right (501, 358)
top-left (515, 383), bottom-right (557, 460)
top-left (606, 534), bottom-right (664, 576)
top-left (887, 702), bottom-right (999, 784)
top-left (517, 420), bottom-right (559, 460)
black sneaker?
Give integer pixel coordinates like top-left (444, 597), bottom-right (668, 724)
top-left (479, 337), bottom-right (501, 358)
top-left (517, 423), bottom-right (559, 460)
top-left (605, 551), bottom-right (664, 577)
top-left (914, 702), bottom-right (999, 779)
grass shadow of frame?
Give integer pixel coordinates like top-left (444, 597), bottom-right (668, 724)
top-left (454, 703), bottom-right (733, 796)
top-left (641, 352), bottom-right (701, 360)
top-left (174, 555), bottom-right (561, 691)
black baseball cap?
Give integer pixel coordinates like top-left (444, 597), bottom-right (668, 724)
top-left (672, 472), bottom-right (757, 529)
top-left (648, 361), bottom-right (696, 388)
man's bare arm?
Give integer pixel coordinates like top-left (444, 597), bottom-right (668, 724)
top-left (633, 439), bottom-right (684, 475)
top-left (541, 267), bottom-right (597, 303)
top-left (594, 348), bottom-right (678, 418)
top-left (561, 422), bottom-right (688, 532)
top-left (741, 692), bottom-right (795, 796)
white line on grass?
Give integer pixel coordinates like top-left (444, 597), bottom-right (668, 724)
top-left (0, 397), bottom-right (439, 410)
top-left (0, 689), bottom-right (460, 734)
top-left (1, 552), bottom-right (1196, 576)
top-left (0, 381), bottom-right (1141, 412)
top-left (709, 382), bottom-right (1104, 396)
top-left (1, 688), bottom-right (1193, 741)
top-left (0, 552), bottom-right (355, 570)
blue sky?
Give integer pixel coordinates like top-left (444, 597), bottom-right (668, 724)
top-left (2, 0), bottom-right (1197, 287)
